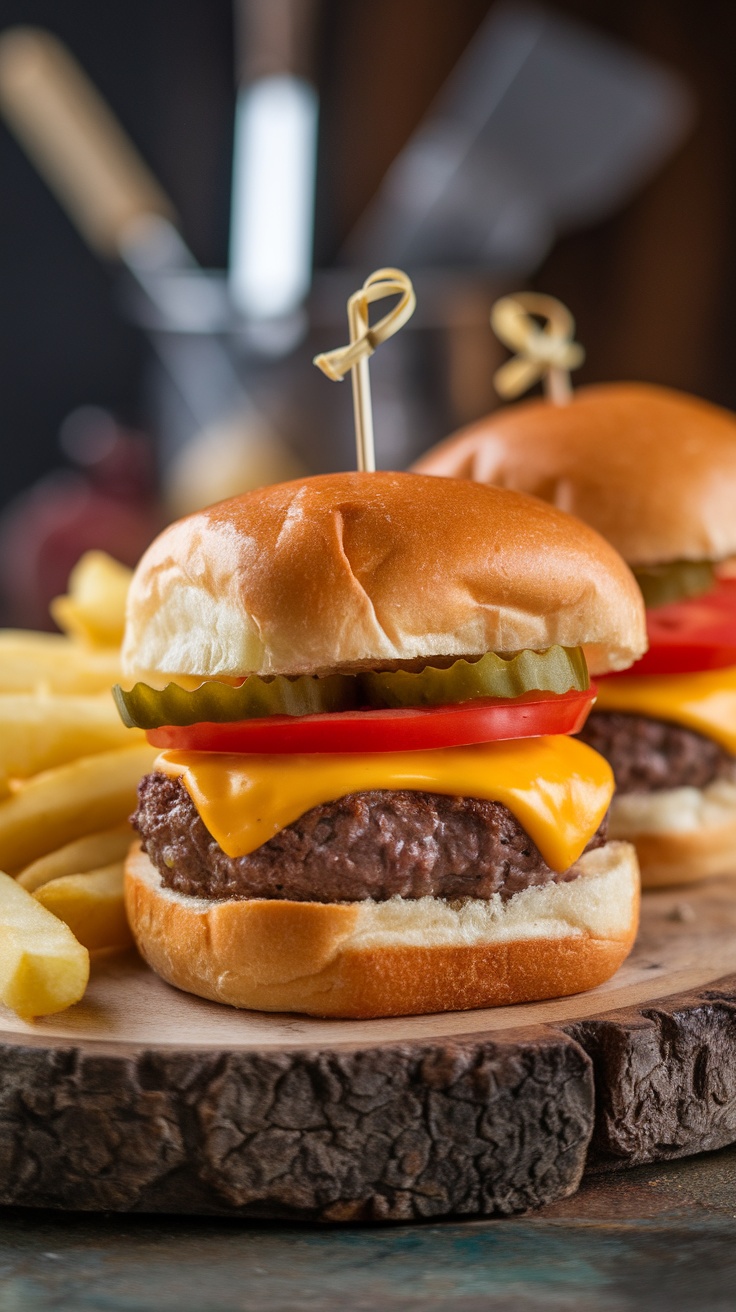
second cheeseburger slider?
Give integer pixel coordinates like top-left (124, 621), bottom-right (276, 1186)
top-left (116, 471), bottom-right (645, 1017)
top-left (415, 382), bottom-right (736, 886)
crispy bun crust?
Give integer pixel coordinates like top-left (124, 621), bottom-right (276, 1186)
top-left (124, 840), bottom-right (640, 1018)
top-left (609, 782), bottom-right (736, 887)
top-left (122, 472), bottom-right (644, 681)
top-left (413, 384), bottom-right (736, 567)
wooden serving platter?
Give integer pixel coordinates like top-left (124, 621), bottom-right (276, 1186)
top-left (3, 879), bottom-right (736, 1222)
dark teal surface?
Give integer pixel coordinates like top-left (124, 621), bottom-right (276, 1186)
top-left (2, 1148), bottom-right (736, 1311)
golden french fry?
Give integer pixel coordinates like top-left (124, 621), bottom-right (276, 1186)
top-left (0, 743), bottom-right (156, 874)
top-left (0, 871), bottom-right (89, 1018)
top-left (34, 862), bottom-right (131, 952)
top-left (0, 631), bottom-right (121, 694)
top-left (0, 692), bottom-right (142, 794)
top-left (50, 551), bottom-right (133, 649)
top-left (17, 825), bottom-right (133, 892)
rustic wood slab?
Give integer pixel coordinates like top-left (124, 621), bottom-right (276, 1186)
top-left (2, 878), bottom-right (736, 1221)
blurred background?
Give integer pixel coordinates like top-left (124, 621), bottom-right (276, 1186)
top-left (0, 0), bottom-right (733, 626)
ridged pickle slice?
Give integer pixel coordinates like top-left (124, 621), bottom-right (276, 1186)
top-left (633, 560), bottom-right (715, 609)
top-left (113, 671), bottom-right (360, 729)
top-left (362, 646), bottom-right (589, 708)
top-left (113, 645), bottom-right (588, 728)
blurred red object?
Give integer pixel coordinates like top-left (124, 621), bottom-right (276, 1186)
top-left (0, 407), bottom-right (162, 630)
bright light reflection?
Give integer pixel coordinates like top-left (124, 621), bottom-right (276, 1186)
top-left (229, 75), bottom-right (318, 320)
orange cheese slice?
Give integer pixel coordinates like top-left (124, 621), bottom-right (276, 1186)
top-left (595, 664), bottom-right (736, 756)
top-left (155, 735), bottom-right (613, 874)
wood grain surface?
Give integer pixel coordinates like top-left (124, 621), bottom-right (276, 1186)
top-left (2, 878), bottom-right (736, 1220)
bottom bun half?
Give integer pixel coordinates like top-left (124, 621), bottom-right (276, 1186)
top-left (609, 781), bottom-right (736, 888)
top-left (125, 840), bottom-right (640, 1018)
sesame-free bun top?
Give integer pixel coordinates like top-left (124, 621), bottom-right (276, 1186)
top-left (121, 471), bottom-right (645, 682)
top-left (413, 383), bottom-right (736, 567)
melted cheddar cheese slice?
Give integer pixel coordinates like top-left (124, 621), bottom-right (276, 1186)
top-left (155, 735), bottom-right (613, 874)
top-left (595, 664), bottom-right (736, 756)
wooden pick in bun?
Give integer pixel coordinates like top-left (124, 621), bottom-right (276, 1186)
top-left (117, 471), bottom-right (645, 1017)
top-left (415, 333), bottom-right (736, 888)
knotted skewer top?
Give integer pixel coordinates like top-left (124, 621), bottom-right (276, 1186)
top-left (491, 292), bottom-right (584, 406)
top-left (314, 267), bottom-right (416, 472)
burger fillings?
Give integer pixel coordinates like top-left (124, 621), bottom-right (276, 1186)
top-left (414, 383), bottom-right (736, 886)
top-left (117, 471), bottom-right (645, 1017)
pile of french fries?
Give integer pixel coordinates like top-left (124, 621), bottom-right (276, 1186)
top-left (0, 552), bottom-right (156, 1020)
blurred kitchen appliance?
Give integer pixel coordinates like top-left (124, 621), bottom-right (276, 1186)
top-left (0, 25), bottom-right (303, 509)
top-left (229, 0), bottom-right (319, 338)
top-left (348, 0), bottom-right (693, 271)
top-left (0, 3), bottom-right (695, 482)
top-left (341, 0), bottom-right (693, 467)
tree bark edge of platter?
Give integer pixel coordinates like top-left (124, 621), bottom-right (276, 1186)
top-left (0, 1030), bottom-right (593, 1220)
top-left (5, 972), bottom-right (736, 1219)
top-left (569, 973), bottom-right (736, 1173)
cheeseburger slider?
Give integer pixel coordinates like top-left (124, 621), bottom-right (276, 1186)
top-left (116, 471), bottom-right (644, 1018)
top-left (415, 382), bottom-right (736, 886)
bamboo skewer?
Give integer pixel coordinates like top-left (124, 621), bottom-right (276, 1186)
top-left (314, 267), bottom-right (416, 471)
top-left (490, 292), bottom-right (584, 406)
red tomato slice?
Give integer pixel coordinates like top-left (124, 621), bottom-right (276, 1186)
top-left (610, 578), bottom-right (736, 678)
top-left (146, 688), bottom-right (596, 755)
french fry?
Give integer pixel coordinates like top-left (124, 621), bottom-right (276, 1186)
top-left (17, 825), bottom-right (133, 892)
top-left (34, 862), bottom-right (131, 952)
top-left (0, 631), bottom-right (121, 694)
top-left (0, 871), bottom-right (89, 1018)
top-left (0, 743), bottom-right (156, 873)
top-left (0, 692), bottom-right (142, 795)
top-left (50, 551), bottom-right (132, 649)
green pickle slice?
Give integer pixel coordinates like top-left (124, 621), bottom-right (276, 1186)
top-left (633, 560), bottom-right (715, 609)
top-left (113, 671), bottom-right (360, 729)
top-left (113, 645), bottom-right (589, 728)
top-left (362, 646), bottom-right (588, 709)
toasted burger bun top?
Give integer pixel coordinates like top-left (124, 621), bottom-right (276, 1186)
top-left (413, 383), bottom-right (736, 567)
top-left (122, 471), bottom-right (645, 681)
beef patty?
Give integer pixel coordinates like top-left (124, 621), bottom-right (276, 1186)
top-left (133, 771), bottom-right (607, 904)
top-left (578, 712), bottom-right (736, 795)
